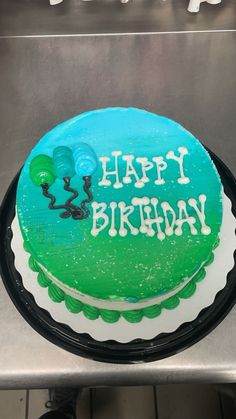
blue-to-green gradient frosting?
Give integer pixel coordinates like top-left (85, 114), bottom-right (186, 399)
top-left (16, 108), bottom-right (223, 322)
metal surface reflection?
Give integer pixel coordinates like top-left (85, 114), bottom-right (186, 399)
top-left (0, 0), bottom-right (235, 35)
top-left (0, 0), bottom-right (236, 388)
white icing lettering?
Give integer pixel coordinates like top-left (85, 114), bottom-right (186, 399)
top-left (166, 147), bottom-right (190, 184)
top-left (161, 201), bottom-right (177, 236)
top-left (94, 145), bottom-right (213, 239)
top-left (98, 151), bottom-right (123, 189)
top-left (90, 196), bottom-right (212, 238)
top-left (175, 200), bottom-right (197, 236)
top-left (144, 198), bottom-right (165, 240)
top-left (98, 148), bottom-right (191, 188)
top-left (91, 202), bottom-right (109, 237)
top-left (188, 194), bottom-right (211, 235)
top-left (132, 197), bottom-right (149, 233)
top-left (152, 156), bottom-right (167, 185)
top-left (118, 202), bottom-right (139, 237)
top-left (108, 202), bottom-right (117, 237)
top-left (122, 155), bottom-right (144, 188)
top-left (136, 157), bottom-right (153, 184)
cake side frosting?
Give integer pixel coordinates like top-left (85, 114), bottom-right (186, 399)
top-left (16, 107), bottom-right (223, 312)
top-left (25, 239), bottom-right (212, 323)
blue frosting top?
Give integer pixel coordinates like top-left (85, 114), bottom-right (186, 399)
top-left (16, 108), bottom-right (223, 302)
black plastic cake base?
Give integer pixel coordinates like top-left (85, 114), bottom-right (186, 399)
top-left (0, 149), bottom-right (236, 364)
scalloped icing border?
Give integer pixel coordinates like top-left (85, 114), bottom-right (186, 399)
top-left (27, 246), bottom-right (216, 324)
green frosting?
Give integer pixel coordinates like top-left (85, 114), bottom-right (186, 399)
top-left (48, 283), bottom-right (65, 303)
top-left (161, 296), bottom-right (180, 310)
top-left (17, 108), bottom-right (223, 321)
top-left (28, 252), bottom-right (215, 322)
top-left (143, 304), bottom-right (162, 319)
top-left (23, 241), bottom-right (31, 253)
top-left (178, 281), bottom-right (196, 299)
top-left (65, 295), bottom-right (83, 313)
top-left (83, 304), bottom-right (99, 320)
top-left (122, 310), bottom-right (143, 323)
top-left (194, 269), bottom-right (206, 283)
top-left (29, 256), bottom-right (39, 272)
top-left (30, 155), bottom-right (56, 186)
top-left (37, 271), bottom-right (51, 288)
top-left (100, 309), bottom-right (120, 323)
top-left (204, 253), bottom-right (215, 266)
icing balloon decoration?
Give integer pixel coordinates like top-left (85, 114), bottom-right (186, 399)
top-left (30, 155), bottom-right (56, 187)
top-left (73, 142), bottom-right (98, 177)
top-left (29, 143), bottom-right (97, 220)
top-left (53, 146), bottom-right (75, 179)
top-left (52, 146), bottom-right (80, 219)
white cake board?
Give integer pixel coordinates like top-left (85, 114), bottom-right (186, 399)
top-left (11, 192), bottom-right (236, 343)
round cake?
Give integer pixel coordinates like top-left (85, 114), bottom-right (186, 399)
top-left (16, 107), bottom-right (223, 323)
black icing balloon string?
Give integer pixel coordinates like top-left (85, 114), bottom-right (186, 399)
top-left (81, 175), bottom-right (93, 218)
top-left (52, 146), bottom-right (82, 219)
top-left (29, 143), bottom-right (97, 220)
top-left (29, 152), bottom-right (77, 218)
top-left (29, 154), bottom-right (59, 207)
top-left (52, 143), bottom-right (97, 219)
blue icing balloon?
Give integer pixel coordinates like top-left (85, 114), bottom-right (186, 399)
top-left (73, 142), bottom-right (98, 176)
top-left (53, 146), bottom-right (75, 179)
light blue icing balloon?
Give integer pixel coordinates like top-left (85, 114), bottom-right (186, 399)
top-left (73, 142), bottom-right (98, 177)
top-left (53, 146), bottom-right (75, 179)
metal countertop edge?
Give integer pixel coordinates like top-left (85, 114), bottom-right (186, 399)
top-left (0, 29), bottom-right (236, 39)
top-left (1, 368), bottom-right (236, 389)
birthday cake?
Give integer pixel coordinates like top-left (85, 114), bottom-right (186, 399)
top-left (15, 107), bottom-right (223, 324)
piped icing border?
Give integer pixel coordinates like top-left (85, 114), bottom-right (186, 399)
top-left (26, 247), bottom-right (215, 323)
top-left (32, 251), bottom-right (210, 310)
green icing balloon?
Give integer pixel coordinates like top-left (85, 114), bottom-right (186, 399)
top-left (30, 155), bottom-right (55, 186)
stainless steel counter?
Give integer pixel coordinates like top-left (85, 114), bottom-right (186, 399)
top-left (0, 0), bottom-right (236, 388)
top-left (0, 0), bottom-right (235, 35)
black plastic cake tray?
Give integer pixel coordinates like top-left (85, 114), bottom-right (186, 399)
top-left (0, 148), bottom-right (236, 364)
